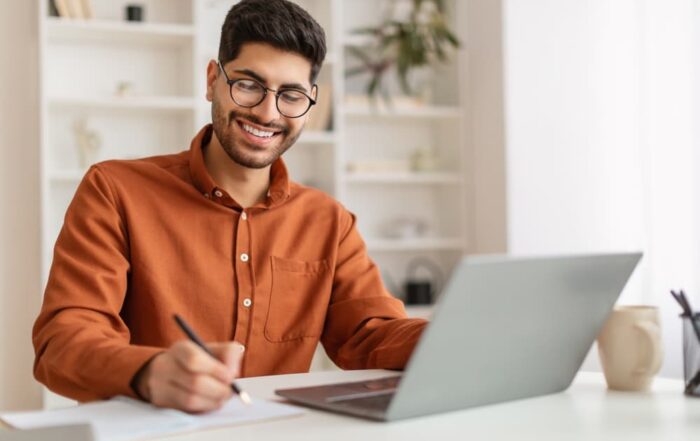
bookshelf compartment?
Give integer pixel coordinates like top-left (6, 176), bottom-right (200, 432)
top-left (48, 0), bottom-right (193, 25)
top-left (46, 40), bottom-right (194, 99)
top-left (48, 103), bottom-right (194, 174)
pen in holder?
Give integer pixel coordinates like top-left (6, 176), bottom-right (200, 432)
top-left (682, 314), bottom-right (700, 396)
top-left (670, 289), bottom-right (700, 396)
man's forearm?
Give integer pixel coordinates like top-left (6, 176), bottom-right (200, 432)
top-left (325, 316), bottom-right (428, 370)
top-left (33, 323), bottom-right (164, 401)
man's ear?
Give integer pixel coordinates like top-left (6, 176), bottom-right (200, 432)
top-left (301, 84), bottom-right (319, 124)
top-left (205, 60), bottom-right (219, 102)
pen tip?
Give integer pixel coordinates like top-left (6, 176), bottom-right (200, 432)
top-left (239, 391), bottom-right (253, 405)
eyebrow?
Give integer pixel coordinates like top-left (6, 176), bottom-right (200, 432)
top-left (232, 68), bottom-right (309, 93)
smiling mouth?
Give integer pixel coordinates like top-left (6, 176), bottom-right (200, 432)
top-left (236, 119), bottom-right (283, 141)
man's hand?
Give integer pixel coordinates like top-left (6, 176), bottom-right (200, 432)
top-left (134, 340), bottom-right (244, 413)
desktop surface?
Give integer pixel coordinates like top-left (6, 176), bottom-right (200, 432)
top-left (3, 369), bottom-right (697, 440)
top-left (172, 369), bottom-right (696, 441)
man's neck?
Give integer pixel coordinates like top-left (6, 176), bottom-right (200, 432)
top-left (203, 132), bottom-right (271, 209)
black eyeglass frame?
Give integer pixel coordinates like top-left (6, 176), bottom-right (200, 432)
top-left (218, 61), bottom-right (317, 118)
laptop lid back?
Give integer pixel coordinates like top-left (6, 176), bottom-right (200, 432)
top-left (386, 253), bottom-right (641, 421)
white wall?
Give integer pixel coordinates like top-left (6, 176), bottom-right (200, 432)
top-left (0, 1), bottom-right (43, 410)
top-left (503, 0), bottom-right (697, 377)
top-left (504, 0), bottom-right (648, 290)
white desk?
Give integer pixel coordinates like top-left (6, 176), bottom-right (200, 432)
top-left (164, 369), bottom-right (700, 441)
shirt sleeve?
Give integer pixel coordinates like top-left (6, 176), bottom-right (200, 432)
top-left (32, 165), bottom-right (163, 402)
top-left (321, 209), bottom-right (428, 370)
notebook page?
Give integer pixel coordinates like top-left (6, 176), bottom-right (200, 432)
top-left (1, 396), bottom-right (304, 441)
top-left (192, 398), bottom-right (304, 429)
top-left (1, 398), bottom-right (193, 441)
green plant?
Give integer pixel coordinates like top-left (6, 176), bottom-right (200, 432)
top-left (345, 0), bottom-right (460, 103)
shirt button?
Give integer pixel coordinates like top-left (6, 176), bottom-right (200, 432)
top-left (240, 253), bottom-right (249, 262)
top-left (241, 212), bottom-right (248, 221)
top-left (214, 189), bottom-right (223, 198)
top-left (239, 345), bottom-right (246, 352)
top-left (243, 298), bottom-right (252, 308)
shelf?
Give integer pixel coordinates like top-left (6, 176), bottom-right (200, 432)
top-left (298, 131), bottom-right (337, 144)
top-left (344, 105), bottom-right (464, 120)
top-left (45, 17), bottom-right (195, 46)
top-left (344, 172), bottom-right (464, 184)
top-left (366, 238), bottom-right (465, 252)
top-left (404, 305), bottom-right (434, 319)
top-left (48, 96), bottom-right (197, 113)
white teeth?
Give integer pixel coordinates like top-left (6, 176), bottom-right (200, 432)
top-left (242, 123), bottom-right (275, 138)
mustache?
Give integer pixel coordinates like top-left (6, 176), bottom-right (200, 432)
top-left (228, 110), bottom-right (287, 133)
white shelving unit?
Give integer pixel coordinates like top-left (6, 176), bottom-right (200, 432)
top-left (45, 17), bottom-right (196, 44)
top-left (38, 0), bottom-right (464, 397)
top-left (48, 95), bottom-right (198, 112)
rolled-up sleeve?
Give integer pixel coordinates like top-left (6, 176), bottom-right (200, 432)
top-left (32, 166), bottom-right (162, 401)
top-left (321, 210), bottom-right (428, 370)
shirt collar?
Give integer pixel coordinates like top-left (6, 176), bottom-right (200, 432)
top-left (189, 124), bottom-right (291, 209)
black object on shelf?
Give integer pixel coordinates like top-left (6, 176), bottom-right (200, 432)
top-left (405, 280), bottom-right (433, 305)
top-left (126, 4), bottom-right (144, 22)
top-left (404, 257), bottom-right (443, 305)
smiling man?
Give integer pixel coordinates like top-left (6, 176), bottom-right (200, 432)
top-left (32, 0), bottom-right (427, 413)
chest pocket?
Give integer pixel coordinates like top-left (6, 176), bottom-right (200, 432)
top-left (264, 256), bottom-right (332, 342)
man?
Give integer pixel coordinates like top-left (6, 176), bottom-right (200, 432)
top-left (33, 0), bottom-right (427, 413)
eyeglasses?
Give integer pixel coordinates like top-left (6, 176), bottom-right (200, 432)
top-left (218, 62), bottom-right (317, 118)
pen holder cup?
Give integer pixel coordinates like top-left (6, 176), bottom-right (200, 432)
top-left (682, 315), bottom-right (700, 396)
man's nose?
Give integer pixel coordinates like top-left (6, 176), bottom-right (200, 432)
top-left (250, 92), bottom-right (281, 124)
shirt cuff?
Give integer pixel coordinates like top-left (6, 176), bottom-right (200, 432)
top-left (105, 345), bottom-right (164, 400)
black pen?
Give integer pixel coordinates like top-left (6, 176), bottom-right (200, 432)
top-left (173, 314), bottom-right (252, 405)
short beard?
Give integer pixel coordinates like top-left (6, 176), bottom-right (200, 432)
top-left (211, 99), bottom-right (301, 169)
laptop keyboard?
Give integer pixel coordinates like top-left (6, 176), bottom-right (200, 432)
top-left (331, 392), bottom-right (394, 412)
top-left (361, 376), bottom-right (401, 390)
top-left (324, 376), bottom-right (401, 402)
top-left (323, 377), bottom-right (400, 414)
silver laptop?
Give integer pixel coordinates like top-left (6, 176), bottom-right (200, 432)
top-left (276, 253), bottom-right (642, 421)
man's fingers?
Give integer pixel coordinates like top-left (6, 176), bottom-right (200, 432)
top-left (168, 364), bottom-right (233, 402)
top-left (208, 341), bottom-right (244, 379)
top-left (170, 340), bottom-right (230, 382)
top-left (144, 343), bottom-right (239, 413)
top-left (163, 379), bottom-right (225, 413)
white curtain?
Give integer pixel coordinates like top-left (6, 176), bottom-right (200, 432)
top-left (504, 0), bottom-right (698, 377)
top-left (640, 0), bottom-right (698, 378)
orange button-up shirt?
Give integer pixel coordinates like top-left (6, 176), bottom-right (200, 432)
top-left (33, 125), bottom-right (427, 401)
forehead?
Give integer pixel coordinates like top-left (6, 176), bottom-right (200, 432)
top-left (226, 42), bottom-right (313, 86)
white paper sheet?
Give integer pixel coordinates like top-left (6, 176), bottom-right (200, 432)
top-left (0, 396), bottom-right (304, 441)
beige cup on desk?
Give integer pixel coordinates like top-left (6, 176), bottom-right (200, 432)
top-left (597, 305), bottom-right (663, 391)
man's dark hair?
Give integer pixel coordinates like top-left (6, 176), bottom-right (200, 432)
top-left (218, 0), bottom-right (327, 83)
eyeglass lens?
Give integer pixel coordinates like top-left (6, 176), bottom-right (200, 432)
top-left (231, 79), bottom-right (311, 118)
